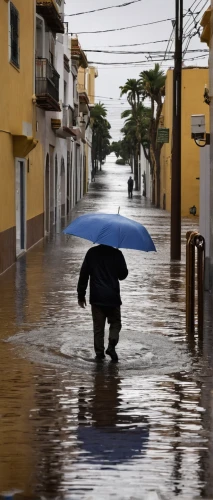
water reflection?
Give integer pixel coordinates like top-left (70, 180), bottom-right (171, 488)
top-left (77, 365), bottom-right (149, 465)
top-left (16, 258), bottom-right (27, 325)
top-left (1, 163), bottom-right (213, 498)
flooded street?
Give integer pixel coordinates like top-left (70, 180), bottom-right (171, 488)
top-left (1, 161), bottom-right (213, 499)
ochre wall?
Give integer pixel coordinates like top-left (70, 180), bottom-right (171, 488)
top-left (0, 133), bottom-right (16, 232)
top-left (0, 0), bottom-right (44, 273)
top-left (87, 67), bottom-right (97, 104)
top-left (27, 142), bottom-right (44, 220)
top-left (0, 0), bottom-right (35, 135)
top-left (160, 68), bottom-right (209, 217)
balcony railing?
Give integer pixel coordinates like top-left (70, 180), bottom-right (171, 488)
top-left (35, 58), bottom-right (60, 111)
top-left (36, 0), bottom-right (64, 33)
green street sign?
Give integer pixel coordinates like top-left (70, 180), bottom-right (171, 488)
top-left (157, 128), bottom-right (170, 143)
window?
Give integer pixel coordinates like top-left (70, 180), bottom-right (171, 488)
top-left (10, 2), bottom-right (19, 68)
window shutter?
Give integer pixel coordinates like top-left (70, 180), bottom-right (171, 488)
top-left (10, 3), bottom-right (19, 67)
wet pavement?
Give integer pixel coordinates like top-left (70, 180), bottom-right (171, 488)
top-left (1, 161), bottom-right (213, 499)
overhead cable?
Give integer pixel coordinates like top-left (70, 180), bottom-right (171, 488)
top-left (65, 0), bottom-right (142, 17)
top-left (84, 49), bottom-right (208, 54)
top-left (86, 39), bottom-right (170, 48)
top-left (88, 54), bottom-right (208, 65)
top-left (69, 17), bottom-right (174, 35)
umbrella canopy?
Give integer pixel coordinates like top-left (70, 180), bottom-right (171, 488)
top-left (63, 213), bottom-right (156, 252)
top-left (77, 424), bottom-right (149, 465)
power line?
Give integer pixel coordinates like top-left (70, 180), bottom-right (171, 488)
top-left (182, 0), bottom-right (209, 56)
top-left (84, 49), bottom-right (208, 54)
top-left (65, 0), bottom-right (142, 17)
top-left (88, 53), bottom-right (208, 65)
top-left (85, 39), bottom-right (170, 48)
top-left (183, 0), bottom-right (209, 37)
top-left (183, 0), bottom-right (205, 33)
top-left (69, 17), bottom-right (174, 35)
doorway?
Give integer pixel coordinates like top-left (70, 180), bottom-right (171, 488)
top-left (16, 159), bottom-right (26, 256)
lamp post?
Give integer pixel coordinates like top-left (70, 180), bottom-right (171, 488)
top-left (171, 0), bottom-right (183, 261)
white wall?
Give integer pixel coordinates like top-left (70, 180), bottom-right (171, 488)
top-left (140, 145), bottom-right (152, 200)
top-left (200, 145), bottom-right (210, 290)
top-left (36, 10), bottom-right (85, 232)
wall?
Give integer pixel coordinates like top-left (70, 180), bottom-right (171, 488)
top-left (87, 66), bottom-right (97, 104)
top-left (140, 145), bottom-right (152, 200)
top-left (0, 0), bottom-right (35, 136)
top-left (160, 68), bottom-right (209, 217)
top-left (0, 0), bottom-right (40, 273)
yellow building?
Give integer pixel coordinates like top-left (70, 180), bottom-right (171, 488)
top-left (0, 0), bottom-right (44, 275)
top-left (77, 60), bottom-right (98, 191)
top-left (160, 67), bottom-right (209, 217)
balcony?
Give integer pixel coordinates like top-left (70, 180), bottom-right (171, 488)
top-left (71, 38), bottom-right (88, 69)
top-left (63, 106), bottom-right (74, 129)
top-left (55, 106), bottom-right (78, 139)
top-left (36, 0), bottom-right (64, 33)
top-left (77, 84), bottom-right (89, 114)
top-left (35, 58), bottom-right (60, 111)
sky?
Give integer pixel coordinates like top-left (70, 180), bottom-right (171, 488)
top-left (64, 0), bottom-right (209, 141)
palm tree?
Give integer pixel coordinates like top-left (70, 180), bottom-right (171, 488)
top-left (90, 103), bottom-right (111, 171)
top-left (120, 79), bottom-right (142, 112)
top-left (120, 103), bottom-right (151, 189)
top-left (140, 64), bottom-right (166, 207)
top-left (119, 79), bottom-right (144, 189)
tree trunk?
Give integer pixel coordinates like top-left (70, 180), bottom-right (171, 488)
top-left (134, 151), bottom-right (138, 191)
top-left (152, 175), bottom-right (155, 205)
top-left (92, 131), bottom-right (95, 172)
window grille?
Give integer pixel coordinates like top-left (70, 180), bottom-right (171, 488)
top-left (10, 2), bottom-right (19, 68)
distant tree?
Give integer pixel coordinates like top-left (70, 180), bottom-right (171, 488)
top-left (90, 103), bottom-right (111, 171)
top-left (120, 103), bottom-right (151, 189)
top-left (139, 64), bottom-right (166, 207)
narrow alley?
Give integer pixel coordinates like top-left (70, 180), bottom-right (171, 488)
top-left (0, 161), bottom-right (213, 499)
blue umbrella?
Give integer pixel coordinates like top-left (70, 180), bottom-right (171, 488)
top-left (63, 213), bottom-right (156, 252)
top-left (77, 424), bottom-right (149, 465)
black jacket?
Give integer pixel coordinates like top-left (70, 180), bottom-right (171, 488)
top-left (77, 245), bottom-right (128, 307)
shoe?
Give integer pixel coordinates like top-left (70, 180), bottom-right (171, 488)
top-left (95, 353), bottom-right (105, 362)
top-left (106, 346), bottom-right (118, 362)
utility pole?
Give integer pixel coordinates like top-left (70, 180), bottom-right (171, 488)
top-left (171, 0), bottom-right (183, 260)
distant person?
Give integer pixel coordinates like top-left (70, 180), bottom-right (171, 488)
top-left (127, 176), bottom-right (134, 198)
top-left (91, 168), bottom-right (95, 182)
top-left (77, 244), bottom-right (128, 362)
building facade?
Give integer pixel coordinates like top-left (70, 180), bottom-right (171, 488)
top-left (0, 0), bottom-right (40, 274)
top-left (0, 0), bottom-right (98, 275)
top-left (160, 67), bottom-right (209, 217)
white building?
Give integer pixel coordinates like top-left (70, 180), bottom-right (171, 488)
top-left (140, 145), bottom-right (152, 201)
top-left (35, 0), bottom-right (86, 234)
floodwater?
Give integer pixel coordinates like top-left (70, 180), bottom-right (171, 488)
top-left (0, 162), bottom-right (213, 500)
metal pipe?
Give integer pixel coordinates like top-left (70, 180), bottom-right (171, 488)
top-left (196, 237), bottom-right (205, 338)
top-left (186, 231), bottom-right (205, 338)
top-left (186, 231), bottom-right (195, 334)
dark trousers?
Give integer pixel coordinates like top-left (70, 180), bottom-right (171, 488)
top-left (91, 305), bottom-right (122, 355)
top-left (128, 189), bottom-right (133, 198)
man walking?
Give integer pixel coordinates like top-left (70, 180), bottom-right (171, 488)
top-left (77, 244), bottom-right (128, 362)
top-left (127, 176), bottom-right (134, 198)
